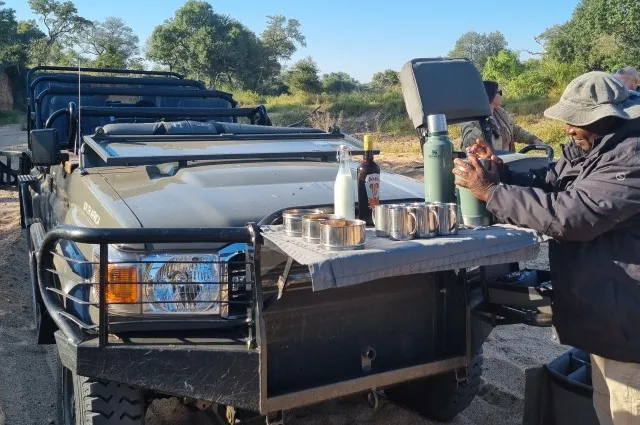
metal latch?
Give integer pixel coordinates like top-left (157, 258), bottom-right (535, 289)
top-left (361, 346), bottom-right (377, 374)
top-left (277, 257), bottom-right (294, 299)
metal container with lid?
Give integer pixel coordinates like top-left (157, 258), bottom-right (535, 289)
top-left (455, 158), bottom-right (493, 227)
top-left (282, 208), bottom-right (326, 236)
top-left (423, 113), bottom-right (455, 204)
top-left (427, 114), bottom-right (448, 133)
top-left (320, 219), bottom-right (366, 250)
top-left (301, 213), bottom-right (340, 243)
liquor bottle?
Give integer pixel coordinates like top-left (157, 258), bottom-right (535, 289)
top-left (423, 114), bottom-right (455, 203)
top-left (334, 145), bottom-right (356, 220)
top-left (357, 134), bottom-right (381, 225)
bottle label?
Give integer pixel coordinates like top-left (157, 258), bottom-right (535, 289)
top-left (365, 173), bottom-right (380, 209)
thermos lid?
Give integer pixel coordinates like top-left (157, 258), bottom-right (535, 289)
top-left (427, 114), bottom-right (448, 134)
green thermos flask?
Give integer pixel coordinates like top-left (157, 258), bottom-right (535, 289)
top-left (423, 114), bottom-right (455, 203)
top-left (455, 158), bottom-right (493, 227)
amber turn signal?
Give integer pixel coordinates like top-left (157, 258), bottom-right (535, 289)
top-left (106, 265), bottom-right (139, 304)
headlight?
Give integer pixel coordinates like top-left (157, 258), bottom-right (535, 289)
top-left (90, 247), bottom-right (224, 317)
top-left (142, 254), bottom-right (221, 315)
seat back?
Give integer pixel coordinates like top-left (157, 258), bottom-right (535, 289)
top-left (399, 57), bottom-right (490, 131)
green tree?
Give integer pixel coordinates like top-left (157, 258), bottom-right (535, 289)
top-left (27, 0), bottom-right (91, 65)
top-left (482, 50), bottom-right (524, 82)
top-left (371, 69), bottom-right (399, 89)
top-left (321, 72), bottom-right (359, 93)
top-left (260, 15), bottom-right (306, 62)
top-left (537, 0), bottom-right (640, 70)
top-left (449, 31), bottom-right (508, 71)
top-left (82, 17), bottom-right (139, 69)
top-left (0, 2), bottom-right (27, 67)
top-left (146, 1), bottom-right (306, 91)
top-left (283, 57), bottom-right (321, 93)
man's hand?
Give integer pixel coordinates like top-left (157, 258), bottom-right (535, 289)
top-left (466, 138), bottom-right (505, 175)
top-left (452, 154), bottom-right (499, 202)
top-left (466, 138), bottom-right (495, 159)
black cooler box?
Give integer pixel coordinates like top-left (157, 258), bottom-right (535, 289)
top-left (523, 348), bottom-right (600, 425)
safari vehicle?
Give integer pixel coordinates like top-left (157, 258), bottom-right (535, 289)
top-left (6, 60), bottom-right (555, 425)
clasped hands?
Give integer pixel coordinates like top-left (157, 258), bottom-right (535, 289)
top-left (452, 139), bottom-right (502, 202)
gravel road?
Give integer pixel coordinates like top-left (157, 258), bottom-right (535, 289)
top-left (0, 127), bottom-right (568, 425)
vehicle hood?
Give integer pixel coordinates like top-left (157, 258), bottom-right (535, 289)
top-left (97, 161), bottom-right (424, 228)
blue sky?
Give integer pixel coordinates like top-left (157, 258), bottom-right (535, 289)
top-left (8, 0), bottom-right (579, 83)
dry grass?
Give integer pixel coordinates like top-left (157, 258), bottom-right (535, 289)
top-left (348, 116), bottom-right (565, 159)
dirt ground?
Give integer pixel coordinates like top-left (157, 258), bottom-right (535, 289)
top-left (0, 125), bottom-right (26, 150)
top-left (0, 128), bottom-right (568, 425)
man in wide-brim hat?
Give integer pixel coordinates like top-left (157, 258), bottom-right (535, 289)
top-left (454, 71), bottom-right (640, 424)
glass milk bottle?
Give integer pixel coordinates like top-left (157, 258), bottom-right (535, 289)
top-left (334, 145), bottom-right (356, 220)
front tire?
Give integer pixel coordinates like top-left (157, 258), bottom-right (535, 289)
top-left (384, 347), bottom-right (483, 422)
top-left (57, 351), bottom-right (145, 425)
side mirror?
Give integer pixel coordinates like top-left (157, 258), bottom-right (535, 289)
top-left (30, 129), bottom-right (60, 166)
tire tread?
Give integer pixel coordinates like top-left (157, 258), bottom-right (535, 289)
top-left (76, 377), bottom-right (144, 425)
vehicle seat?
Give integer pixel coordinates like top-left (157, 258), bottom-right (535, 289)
top-left (178, 98), bottom-right (233, 122)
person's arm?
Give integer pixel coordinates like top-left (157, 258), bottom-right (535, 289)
top-left (512, 121), bottom-right (544, 145)
top-left (459, 121), bottom-right (486, 151)
top-left (486, 147), bottom-right (640, 242)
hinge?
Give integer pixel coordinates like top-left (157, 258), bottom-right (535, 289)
top-left (454, 367), bottom-right (469, 388)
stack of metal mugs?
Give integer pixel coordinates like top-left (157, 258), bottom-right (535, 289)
top-left (374, 113), bottom-right (491, 241)
top-left (372, 202), bottom-right (458, 241)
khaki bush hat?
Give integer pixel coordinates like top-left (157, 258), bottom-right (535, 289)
top-left (544, 71), bottom-right (640, 126)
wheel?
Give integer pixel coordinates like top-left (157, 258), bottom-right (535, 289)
top-left (56, 350), bottom-right (145, 425)
top-left (384, 347), bottom-right (483, 422)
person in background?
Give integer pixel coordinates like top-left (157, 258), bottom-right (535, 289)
top-left (612, 67), bottom-right (639, 91)
top-left (459, 80), bottom-right (545, 152)
top-left (454, 71), bottom-right (640, 425)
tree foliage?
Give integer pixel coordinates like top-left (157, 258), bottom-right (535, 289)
top-left (3, 0), bottom-right (636, 105)
top-left (27, 0), bottom-right (91, 65)
top-left (537, 0), bottom-right (640, 71)
top-left (82, 17), bottom-right (139, 69)
top-left (283, 57), bottom-right (321, 94)
top-left (0, 3), bottom-right (45, 71)
top-left (260, 15), bottom-right (306, 62)
top-left (449, 31), bottom-right (507, 71)
top-left (146, 1), bottom-right (305, 90)
top-left (483, 50), bottom-right (523, 82)
top-left (371, 69), bottom-right (399, 89)
top-left (322, 72), bottom-right (359, 93)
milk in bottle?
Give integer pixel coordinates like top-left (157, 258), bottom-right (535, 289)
top-left (334, 145), bottom-right (356, 219)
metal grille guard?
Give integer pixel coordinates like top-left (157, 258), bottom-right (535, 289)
top-left (36, 224), bottom-right (263, 347)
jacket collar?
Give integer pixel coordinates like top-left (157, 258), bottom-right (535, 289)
top-left (561, 139), bottom-right (586, 163)
top-left (586, 118), bottom-right (640, 159)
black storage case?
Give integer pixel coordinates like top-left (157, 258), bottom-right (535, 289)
top-left (523, 348), bottom-right (600, 425)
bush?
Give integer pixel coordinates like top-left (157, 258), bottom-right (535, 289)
top-left (504, 97), bottom-right (551, 116)
top-left (0, 110), bottom-right (24, 126)
top-left (234, 90), bottom-right (266, 106)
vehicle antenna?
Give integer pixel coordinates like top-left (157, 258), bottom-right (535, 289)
top-left (76, 58), bottom-right (81, 154)
top-left (77, 58), bottom-right (86, 174)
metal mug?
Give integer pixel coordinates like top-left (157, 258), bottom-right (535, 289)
top-left (433, 202), bottom-right (458, 236)
top-left (407, 203), bottom-right (439, 238)
top-left (372, 204), bottom-right (399, 237)
top-left (388, 205), bottom-right (417, 241)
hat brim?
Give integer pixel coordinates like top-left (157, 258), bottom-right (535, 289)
top-left (544, 98), bottom-right (640, 126)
